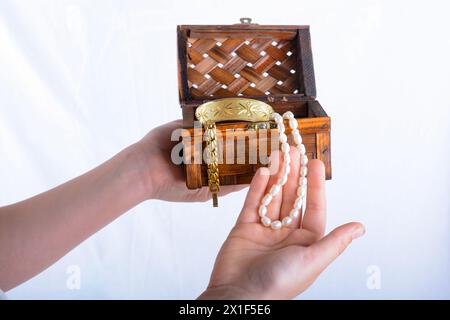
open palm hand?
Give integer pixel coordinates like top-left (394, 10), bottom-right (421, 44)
top-left (200, 150), bottom-right (365, 299)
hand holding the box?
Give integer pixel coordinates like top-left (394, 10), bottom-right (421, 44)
top-left (135, 119), bottom-right (246, 202)
top-left (0, 119), bottom-right (246, 291)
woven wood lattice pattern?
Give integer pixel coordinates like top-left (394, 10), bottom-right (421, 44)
top-left (187, 37), bottom-right (301, 98)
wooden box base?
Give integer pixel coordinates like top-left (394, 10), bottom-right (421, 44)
top-left (177, 22), bottom-right (332, 189)
top-left (182, 100), bottom-right (331, 189)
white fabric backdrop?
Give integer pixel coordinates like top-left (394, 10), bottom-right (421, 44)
top-left (1, 0), bottom-right (449, 299)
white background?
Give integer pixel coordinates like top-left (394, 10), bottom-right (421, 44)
top-left (1, 0), bottom-right (449, 299)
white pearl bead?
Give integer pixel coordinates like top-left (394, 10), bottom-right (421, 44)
top-left (270, 220), bottom-right (282, 230)
top-left (262, 194), bottom-right (273, 206)
top-left (294, 198), bottom-right (303, 210)
top-left (299, 177), bottom-right (307, 187)
top-left (282, 216), bottom-right (293, 226)
top-left (289, 209), bottom-right (300, 218)
top-left (273, 113), bottom-right (283, 123)
top-left (284, 164), bottom-right (291, 175)
top-left (299, 144), bottom-right (306, 155)
top-left (297, 187), bottom-right (306, 198)
top-left (281, 142), bottom-right (290, 153)
top-left (301, 166), bottom-right (307, 177)
top-left (283, 111), bottom-right (294, 119)
top-left (293, 131), bottom-right (302, 145)
top-left (269, 184), bottom-right (281, 196)
top-left (283, 153), bottom-right (290, 163)
top-left (261, 216), bottom-right (271, 227)
top-left (289, 118), bottom-right (298, 129)
top-left (278, 123), bottom-right (285, 133)
top-left (278, 175), bottom-right (288, 185)
top-left (301, 187), bottom-right (307, 197)
top-left (301, 156), bottom-right (308, 166)
top-left (258, 205), bottom-right (267, 217)
top-left (279, 133), bottom-right (288, 143)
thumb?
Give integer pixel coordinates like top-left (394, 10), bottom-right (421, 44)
top-left (306, 222), bottom-right (365, 275)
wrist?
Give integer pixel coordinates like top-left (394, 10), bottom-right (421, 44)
top-left (118, 143), bottom-right (152, 203)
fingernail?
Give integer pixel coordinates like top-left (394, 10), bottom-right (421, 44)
top-left (351, 226), bottom-right (365, 240)
top-left (258, 167), bottom-right (270, 176)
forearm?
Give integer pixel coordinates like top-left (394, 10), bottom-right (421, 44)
top-left (0, 143), bottom-right (147, 291)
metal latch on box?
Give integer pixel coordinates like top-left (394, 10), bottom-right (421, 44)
top-left (246, 122), bottom-right (278, 131)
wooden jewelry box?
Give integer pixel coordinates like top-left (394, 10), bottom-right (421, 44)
top-left (177, 19), bottom-right (331, 203)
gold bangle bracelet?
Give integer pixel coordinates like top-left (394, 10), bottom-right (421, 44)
top-left (195, 98), bottom-right (274, 207)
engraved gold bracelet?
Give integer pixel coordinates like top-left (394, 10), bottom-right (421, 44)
top-left (195, 98), bottom-right (275, 207)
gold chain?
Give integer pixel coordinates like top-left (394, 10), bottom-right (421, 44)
top-left (205, 121), bottom-right (220, 207)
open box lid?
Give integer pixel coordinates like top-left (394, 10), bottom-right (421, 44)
top-left (177, 18), bottom-right (317, 106)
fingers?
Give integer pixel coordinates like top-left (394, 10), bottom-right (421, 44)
top-left (279, 146), bottom-right (301, 227)
top-left (236, 149), bottom-right (285, 224)
top-left (147, 119), bottom-right (184, 144)
top-left (301, 160), bottom-right (326, 236)
top-left (304, 222), bottom-right (365, 276)
top-left (264, 150), bottom-right (284, 221)
top-left (236, 167), bottom-right (271, 224)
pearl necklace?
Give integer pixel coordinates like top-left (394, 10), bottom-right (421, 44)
top-left (258, 111), bottom-right (308, 229)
